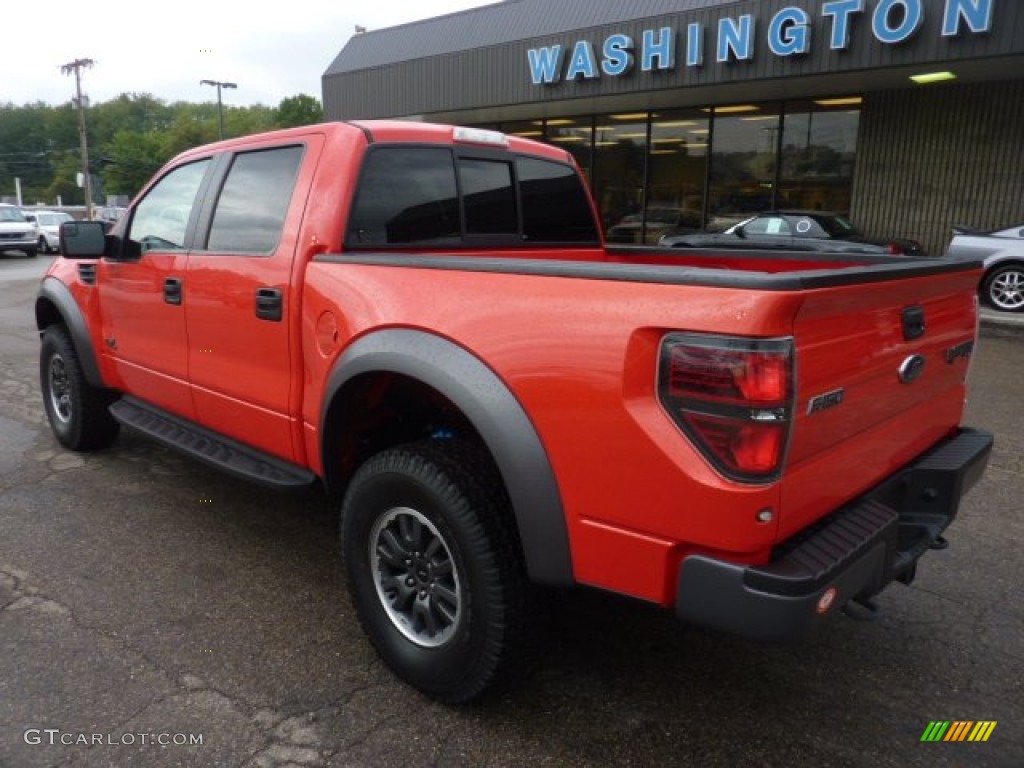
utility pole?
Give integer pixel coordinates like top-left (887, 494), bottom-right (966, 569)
top-left (200, 79), bottom-right (237, 140)
top-left (61, 58), bottom-right (96, 220)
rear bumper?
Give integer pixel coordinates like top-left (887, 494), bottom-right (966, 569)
top-left (674, 427), bottom-right (993, 641)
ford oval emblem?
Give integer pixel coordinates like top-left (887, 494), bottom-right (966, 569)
top-left (899, 354), bottom-right (927, 384)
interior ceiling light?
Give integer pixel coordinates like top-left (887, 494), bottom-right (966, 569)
top-left (656, 120), bottom-right (699, 127)
top-left (814, 96), bottom-right (863, 106)
top-left (544, 118), bottom-right (577, 126)
top-left (611, 113), bottom-right (650, 120)
top-left (704, 105), bottom-right (760, 114)
top-left (740, 115), bottom-right (779, 122)
top-left (910, 71), bottom-right (956, 84)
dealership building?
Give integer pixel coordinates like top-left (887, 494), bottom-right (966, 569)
top-left (323, 0), bottom-right (1024, 254)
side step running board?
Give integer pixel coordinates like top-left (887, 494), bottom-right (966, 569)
top-left (110, 396), bottom-right (316, 489)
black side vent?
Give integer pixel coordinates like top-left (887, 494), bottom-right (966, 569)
top-left (78, 264), bottom-right (97, 285)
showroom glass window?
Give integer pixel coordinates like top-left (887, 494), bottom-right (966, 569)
top-left (780, 99), bottom-right (861, 213)
top-left (643, 109), bottom-right (710, 243)
top-left (593, 112), bottom-right (648, 234)
top-left (706, 104), bottom-right (780, 231)
top-left (543, 116), bottom-right (593, 179)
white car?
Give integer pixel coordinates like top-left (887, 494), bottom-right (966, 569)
top-left (0, 204), bottom-right (38, 258)
top-left (947, 224), bottom-right (1024, 312)
top-left (22, 210), bottom-right (74, 254)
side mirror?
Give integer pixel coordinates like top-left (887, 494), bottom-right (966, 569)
top-left (60, 221), bottom-right (108, 259)
top-left (734, 226), bottom-right (747, 239)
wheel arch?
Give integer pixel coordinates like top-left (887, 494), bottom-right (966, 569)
top-left (321, 329), bottom-right (573, 587)
top-left (35, 277), bottom-right (105, 389)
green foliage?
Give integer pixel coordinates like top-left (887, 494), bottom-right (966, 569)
top-left (277, 94), bottom-right (323, 128)
top-left (0, 92), bottom-right (318, 204)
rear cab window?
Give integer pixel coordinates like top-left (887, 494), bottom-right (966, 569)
top-left (346, 144), bottom-right (599, 248)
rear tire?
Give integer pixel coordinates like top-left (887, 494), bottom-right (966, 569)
top-left (39, 324), bottom-right (120, 450)
top-left (981, 264), bottom-right (1024, 312)
top-left (340, 440), bottom-right (534, 703)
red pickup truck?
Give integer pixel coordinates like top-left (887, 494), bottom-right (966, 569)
top-left (38, 121), bottom-right (992, 703)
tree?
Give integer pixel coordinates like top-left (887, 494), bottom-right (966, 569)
top-left (276, 94), bottom-right (322, 128)
top-left (101, 130), bottom-right (167, 198)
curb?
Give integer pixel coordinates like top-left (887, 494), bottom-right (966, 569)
top-left (979, 308), bottom-right (1024, 337)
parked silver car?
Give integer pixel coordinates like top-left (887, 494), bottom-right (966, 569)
top-left (947, 224), bottom-right (1024, 312)
top-left (22, 210), bottom-right (74, 254)
top-left (0, 204), bottom-right (38, 258)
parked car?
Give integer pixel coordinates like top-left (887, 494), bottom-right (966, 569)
top-left (660, 211), bottom-right (925, 256)
top-left (607, 207), bottom-right (702, 244)
top-left (23, 210), bottom-right (74, 254)
top-left (0, 204), bottom-right (38, 257)
top-left (946, 224), bottom-right (1024, 312)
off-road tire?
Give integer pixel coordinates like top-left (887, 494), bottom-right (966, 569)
top-left (340, 439), bottom-right (535, 703)
top-left (39, 324), bottom-right (120, 450)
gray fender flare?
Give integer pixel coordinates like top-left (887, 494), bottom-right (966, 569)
top-left (36, 276), bottom-right (105, 389)
top-left (322, 328), bottom-right (573, 587)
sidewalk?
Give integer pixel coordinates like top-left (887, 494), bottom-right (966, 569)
top-left (979, 307), bottom-right (1024, 337)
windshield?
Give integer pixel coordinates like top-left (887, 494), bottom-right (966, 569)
top-left (0, 207), bottom-right (28, 223)
top-left (818, 214), bottom-right (860, 237)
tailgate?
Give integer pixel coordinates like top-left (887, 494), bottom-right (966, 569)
top-left (779, 268), bottom-right (981, 539)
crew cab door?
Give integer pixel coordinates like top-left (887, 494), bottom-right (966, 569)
top-left (183, 140), bottom-right (318, 463)
top-left (97, 157), bottom-right (214, 420)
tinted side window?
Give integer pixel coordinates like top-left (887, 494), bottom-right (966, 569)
top-left (128, 159), bottom-right (210, 254)
top-left (459, 159), bottom-right (516, 235)
top-left (206, 146), bottom-right (304, 253)
top-left (348, 147), bottom-right (460, 245)
top-left (517, 157), bottom-right (599, 243)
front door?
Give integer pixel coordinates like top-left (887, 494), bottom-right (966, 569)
top-left (97, 158), bottom-right (213, 420)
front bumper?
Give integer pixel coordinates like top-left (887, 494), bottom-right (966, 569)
top-left (674, 427), bottom-right (993, 641)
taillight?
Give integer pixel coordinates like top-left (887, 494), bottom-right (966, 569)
top-left (887, 243), bottom-right (901, 255)
top-left (658, 334), bottom-right (794, 482)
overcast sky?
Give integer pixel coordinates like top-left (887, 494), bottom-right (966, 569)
top-left (5, 0), bottom-right (490, 108)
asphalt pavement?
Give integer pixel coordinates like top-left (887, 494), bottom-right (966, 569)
top-left (1, 253), bottom-right (1022, 768)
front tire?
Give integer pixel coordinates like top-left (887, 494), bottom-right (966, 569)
top-left (39, 324), bottom-right (120, 450)
top-left (340, 440), bottom-right (533, 703)
top-left (981, 264), bottom-right (1024, 312)
top-left (38, 236), bottom-right (49, 254)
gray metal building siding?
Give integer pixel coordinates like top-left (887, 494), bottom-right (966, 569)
top-left (852, 80), bottom-right (1024, 257)
top-left (325, 0), bottom-right (729, 74)
top-left (323, 0), bottom-right (1024, 120)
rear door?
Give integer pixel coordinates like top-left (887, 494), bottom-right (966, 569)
top-left (183, 137), bottom-right (321, 463)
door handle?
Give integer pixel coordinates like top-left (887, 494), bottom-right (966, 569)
top-left (255, 287), bottom-right (283, 321)
top-left (164, 277), bottom-right (183, 305)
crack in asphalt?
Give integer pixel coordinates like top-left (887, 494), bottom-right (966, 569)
top-left (1, 563), bottom-right (340, 768)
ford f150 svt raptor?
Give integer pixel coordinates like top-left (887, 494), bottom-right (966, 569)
top-left (37, 121), bottom-right (992, 703)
